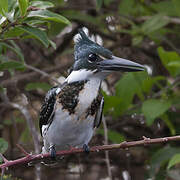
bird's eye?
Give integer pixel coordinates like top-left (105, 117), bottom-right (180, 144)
top-left (88, 53), bottom-right (98, 62)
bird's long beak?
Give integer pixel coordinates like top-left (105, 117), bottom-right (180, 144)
top-left (97, 56), bottom-right (145, 72)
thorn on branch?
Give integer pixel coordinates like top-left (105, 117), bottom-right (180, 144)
top-left (0, 153), bottom-right (9, 164)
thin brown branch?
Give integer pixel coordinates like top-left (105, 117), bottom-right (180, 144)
top-left (102, 116), bottom-right (112, 180)
top-left (0, 135), bottom-right (180, 169)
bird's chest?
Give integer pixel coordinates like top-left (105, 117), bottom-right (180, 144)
top-left (57, 79), bottom-right (101, 116)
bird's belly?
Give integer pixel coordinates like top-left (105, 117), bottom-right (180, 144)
top-left (43, 108), bottom-right (94, 152)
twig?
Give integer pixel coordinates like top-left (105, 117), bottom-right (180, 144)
top-left (24, 63), bottom-right (60, 84)
top-left (0, 135), bottom-right (180, 169)
top-left (102, 116), bottom-right (112, 180)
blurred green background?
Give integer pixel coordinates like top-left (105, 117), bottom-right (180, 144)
top-left (0, 0), bottom-right (180, 179)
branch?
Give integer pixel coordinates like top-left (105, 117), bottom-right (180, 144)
top-left (1, 135), bottom-right (180, 169)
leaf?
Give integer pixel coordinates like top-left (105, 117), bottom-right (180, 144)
top-left (29, 1), bottom-right (54, 9)
top-left (168, 154), bottom-right (180, 169)
top-left (25, 82), bottom-right (51, 91)
top-left (0, 60), bottom-right (25, 71)
top-left (4, 27), bottom-right (24, 38)
top-left (118, 0), bottom-right (135, 15)
top-left (19, 26), bottom-right (49, 47)
top-left (28, 10), bottom-right (70, 24)
top-left (115, 72), bottom-right (146, 107)
top-left (158, 47), bottom-right (180, 77)
top-left (167, 61), bottom-right (180, 68)
top-left (18, 0), bottom-right (29, 17)
top-left (142, 14), bottom-right (169, 35)
top-left (0, 0), bottom-right (8, 16)
top-left (150, 1), bottom-right (176, 16)
top-left (142, 99), bottom-right (171, 126)
top-left (96, 0), bottom-right (103, 10)
top-left (161, 114), bottom-right (176, 135)
top-left (172, 0), bottom-right (180, 17)
top-left (0, 16), bottom-right (6, 25)
top-left (149, 146), bottom-right (180, 177)
top-left (97, 129), bottom-right (125, 143)
top-left (0, 138), bottom-right (8, 154)
top-left (0, 42), bottom-right (24, 62)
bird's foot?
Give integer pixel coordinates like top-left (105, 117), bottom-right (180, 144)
top-left (49, 145), bottom-right (56, 160)
top-left (83, 144), bottom-right (90, 154)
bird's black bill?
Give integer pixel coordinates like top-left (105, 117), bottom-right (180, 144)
top-left (97, 56), bottom-right (145, 72)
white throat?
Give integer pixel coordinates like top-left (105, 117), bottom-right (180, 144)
top-left (65, 69), bottom-right (101, 84)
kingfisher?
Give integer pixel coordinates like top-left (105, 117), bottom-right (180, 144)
top-left (39, 30), bottom-right (145, 159)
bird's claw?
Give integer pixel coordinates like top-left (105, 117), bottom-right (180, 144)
top-left (83, 144), bottom-right (90, 154)
top-left (49, 145), bottom-right (56, 160)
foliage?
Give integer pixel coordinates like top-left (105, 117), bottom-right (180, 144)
top-left (0, 0), bottom-right (180, 179)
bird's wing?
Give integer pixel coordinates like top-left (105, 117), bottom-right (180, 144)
top-left (39, 86), bottom-right (60, 136)
top-left (93, 96), bottom-right (104, 128)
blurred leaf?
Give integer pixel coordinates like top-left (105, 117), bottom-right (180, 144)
top-left (142, 99), bottom-right (171, 126)
top-left (158, 47), bottom-right (180, 77)
top-left (142, 14), bottom-right (169, 35)
top-left (0, 0), bottom-right (8, 16)
top-left (149, 146), bottom-right (179, 177)
top-left (0, 42), bottom-right (24, 62)
top-left (62, 10), bottom-right (102, 27)
top-left (0, 60), bottom-right (25, 71)
top-left (4, 27), bottom-right (24, 38)
top-left (167, 61), bottom-right (180, 68)
top-left (29, 1), bottom-right (54, 9)
top-left (96, 0), bottom-right (103, 10)
top-left (161, 114), bottom-right (176, 135)
top-left (28, 10), bottom-right (70, 24)
top-left (18, 0), bottom-right (29, 17)
top-left (150, 1), bottom-right (176, 16)
top-left (48, 39), bottom-right (56, 49)
top-left (0, 16), bottom-right (6, 25)
top-left (19, 26), bottom-right (49, 47)
top-left (132, 35), bottom-right (143, 46)
top-left (118, 0), bottom-right (135, 15)
top-left (172, 0), bottom-right (180, 17)
top-left (115, 72), bottom-right (146, 107)
top-left (168, 153), bottom-right (180, 169)
top-left (97, 129), bottom-right (125, 143)
top-left (25, 82), bottom-right (51, 91)
top-left (0, 138), bottom-right (8, 154)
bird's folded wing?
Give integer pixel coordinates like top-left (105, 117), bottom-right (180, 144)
top-left (39, 86), bottom-right (60, 136)
top-left (94, 97), bottom-right (104, 128)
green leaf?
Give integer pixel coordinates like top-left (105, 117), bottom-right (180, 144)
top-left (0, 16), bottom-right (6, 25)
top-left (168, 154), bottom-right (180, 169)
top-left (0, 0), bottom-right (8, 16)
top-left (97, 129), bottom-right (125, 143)
top-left (4, 27), bottom-right (24, 38)
top-left (172, 0), bottom-right (180, 17)
top-left (158, 47), bottom-right (180, 77)
top-left (118, 0), bottom-right (135, 15)
top-left (25, 82), bottom-right (51, 91)
top-left (29, 1), bottom-right (54, 9)
top-left (115, 72), bottom-right (146, 107)
top-left (96, 0), bottom-right (103, 10)
top-left (142, 99), bottom-right (171, 126)
top-left (18, 0), bottom-right (29, 16)
top-left (142, 14), bottom-right (169, 35)
top-left (0, 138), bottom-right (8, 154)
top-left (19, 26), bottom-right (49, 47)
top-left (161, 114), bottom-right (176, 135)
top-left (167, 61), bottom-right (180, 68)
top-left (0, 42), bottom-right (24, 62)
top-left (149, 146), bottom-right (180, 177)
top-left (28, 10), bottom-right (70, 24)
top-left (150, 1), bottom-right (176, 16)
top-left (0, 60), bottom-right (25, 71)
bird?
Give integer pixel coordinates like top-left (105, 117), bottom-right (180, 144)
top-left (39, 29), bottom-right (145, 159)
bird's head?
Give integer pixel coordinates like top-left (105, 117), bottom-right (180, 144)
top-left (66, 30), bottom-right (145, 83)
